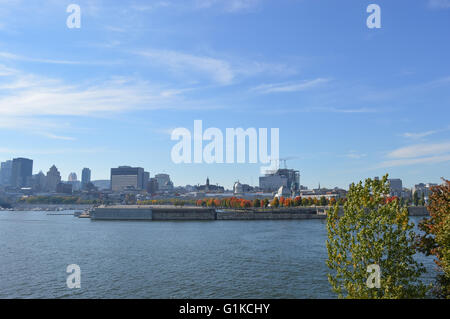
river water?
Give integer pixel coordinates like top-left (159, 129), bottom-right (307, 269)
top-left (0, 211), bottom-right (437, 298)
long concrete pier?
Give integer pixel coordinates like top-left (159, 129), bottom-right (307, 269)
top-left (91, 205), bottom-right (325, 221)
top-left (90, 205), bottom-right (429, 221)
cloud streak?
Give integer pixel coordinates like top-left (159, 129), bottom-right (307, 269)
top-left (251, 78), bottom-right (330, 94)
top-left (428, 0), bottom-right (450, 9)
top-left (0, 66), bottom-right (203, 118)
top-left (379, 154), bottom-right (450, 168)
top-left (135, 49), bottom-right (234, 85)
top-left (387, 142), bottom-right (450, 159)
top-left (194, 0), bottom-right (262, 12)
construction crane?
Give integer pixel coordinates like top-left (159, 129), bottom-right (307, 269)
top-left (263, 156), bottom-right (299, 175)
top-left (278, 156), bottom-right (299, 169)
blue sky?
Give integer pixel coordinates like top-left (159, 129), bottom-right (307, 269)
top-left (0, 0), bottom-right (449, 189)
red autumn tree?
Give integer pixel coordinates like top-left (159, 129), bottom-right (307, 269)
top-left (417, 179), bottom-right (450, 299)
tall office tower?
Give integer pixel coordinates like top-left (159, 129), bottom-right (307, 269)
top-left (0, 160), bottom-right (13, 186)
top-left (31, 171), bottom-right (47, 192)
top-left (46, 165), bottom-right (62, 192)
top-left (143, 171), bottom-right (150, 190)
top-left (81, 168), bottom-right (91, 189)
top-left (388, 178), bottom-right (403, 197)
top-left (147, 178), bottom-right (159, 194)
top-left (110, 166), bottom-right (145, 192)
top-left (11, 158), bottom-right (33, 188)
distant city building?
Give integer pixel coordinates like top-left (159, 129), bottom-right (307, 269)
top-left (259, 168), bottom-right (300, 192)
top-left (81, 168), bottom-right (91, 189)
top-left (402, 188), bottom-right (412, 200)
top-left (0, 160), bottom-right (13, 186)
top-left (300, 186), bottom-right (347, 200)
top-left (147, 178), bottom-right (159, 194)
top-left (31, 171), bottom-right (47, 192)
top-left (413, 183), bottom-right (438, 203)
top-left (233, 181), bottom-right (254, 195)
top-left (143, 171), bottom-right (150, 190)
top-left (155, 174), bottom-right (174, 192)
top-left (197, 177), bottom-right (225, 193)
top-left (260, 174), bottom-right (287, 192)
top-left (46, 165), bottom-right (62, 192)
top-left (11, 158), bottom-right (33, 188)
top-left (91, 180), bottom-right (110, 191)
top-left (234, 181), bottom-right (244, 194)
top-left (68, 172), bottom-right (78, 182)
top-left (56, 182), bottom-right (73, 195)
top-left (388, 178), bottom-right (403, 197)
top-left (111, 166), bottom-right (145, 192)
top-left (275, 185), bottom-right (292, 198)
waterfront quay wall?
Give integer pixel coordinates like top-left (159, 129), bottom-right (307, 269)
top-left (92, 205), bottom-right (323, 221)
top-left (152, 207), bottom-right (216, 220)
top-left (92, 206), bottom-right (154, 220)
top-left (408, 206), bottom-right (429, 216)
top-left (217, 209), bottom-right (325, 220)
top-left (92, 205), bottom-right (216, 221)
top-left (90, 205), bottom-right (429, 221)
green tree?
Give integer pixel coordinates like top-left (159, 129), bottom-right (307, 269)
top-left (326, 175), bottom-right (428, 298)
top-left (270, 197), bottom-right (279, 208)
top-left (320, 196), bottom-right (327, 206)
top-left (417, 179), bottom-right (450, 299)
top-left (125, 194), bottom-right (136, 205)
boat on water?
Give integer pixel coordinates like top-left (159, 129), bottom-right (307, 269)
top-left (77, 209), bottom-right (92, 219)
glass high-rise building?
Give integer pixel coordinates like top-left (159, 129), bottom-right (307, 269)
top-left (81, 168), bottom-right (91, 189)
top-left (111, 166), bottom-right (145, 192)
top-left (0, 160), bottom-right (13, 186)
top-left (11, 158), bottom-right (33, 188)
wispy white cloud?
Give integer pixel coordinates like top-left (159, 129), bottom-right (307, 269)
top-left (387, 142), bottom-right (450, 159)
top-left (260, 106), bottom-right (377, 115)
top-left (428, 0), bottom-right (450, 8)
top-left (134, 49), bottom-right (294, 86)
top-left (36, 132), bottom-right (76, 141)
top-left (401, 126), bottom-right (450, 140)
top-left (131, 1), bottom-right (171, 11)
top-left (251, 78), bottom-right (330, 94)
top-left (0, 147), bottom-right (107, 155)
top-left (401, 130), bottom-right (438, 139)
top-left (0, 51), bottom-right (119, 66)
top-left (0, 65), bottom-right (201, 118)
top-left (136, 50), bottom-right (234, 84)
top-left (379, 154), bottom-right (450, 168)
top-left (344, 151), bottom-right (367, 159)
top-left (194, 0), bottom-right (261, 12)
top-left (135, 49), bottom-right (234, 85)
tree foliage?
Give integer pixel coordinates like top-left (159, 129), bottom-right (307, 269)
top-left (326, 175), bottom-right (428, 298)
top-left (417, 179), bottom-right (450, 299)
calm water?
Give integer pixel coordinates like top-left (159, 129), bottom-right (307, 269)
top-left (0, 211), bottom-right (437, 299)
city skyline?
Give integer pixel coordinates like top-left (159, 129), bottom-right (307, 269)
top-left (0, 0), bottom-right (449, 189)
top-left (0, 155), bottom-right (443, 191)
